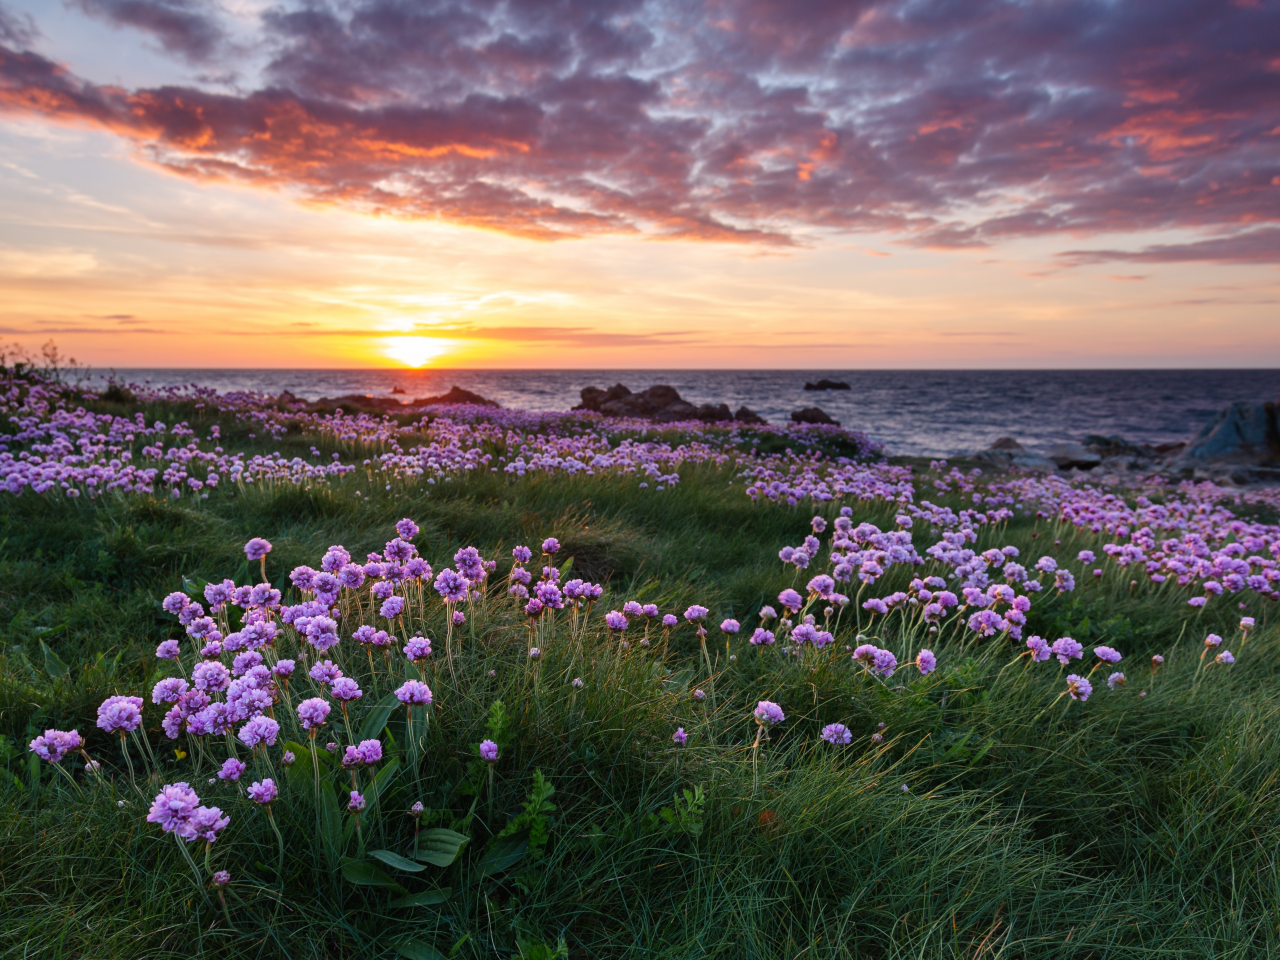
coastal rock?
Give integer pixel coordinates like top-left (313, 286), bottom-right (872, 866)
top-left (411, 386), bottom-right (500, 408)
top-left (734, 405), bottom-right (765, 424)
top-left (973, 438), bottom-right (1054, 472)
top-left (693, 402), bottom-right (733, 422)
top-left (1182, 401), bottom-right (1278, 462)
top-left (791, 406), bottom-right (839, 426)
top-left (1047, 443), bottom-right (1102, 470)
top-left (312, 393), bottom-right (405, 413)
top-left (577, 383), bottom-right (753, 424)
top-left (651, 400), bottom-right (698, 422)
top-left (803, 378), bottom-right (851, 391)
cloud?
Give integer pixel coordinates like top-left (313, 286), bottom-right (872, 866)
top-left (0, 0), bottom-right (1277, 260)
top-left (69, 0), bottom-right (226, 62)
top-left (0, 2), bottom-right (36, 47)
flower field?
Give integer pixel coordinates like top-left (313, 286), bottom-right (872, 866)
top-left (2, 365), bottom-right (1279, 959)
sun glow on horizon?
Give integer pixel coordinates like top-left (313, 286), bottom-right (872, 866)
top-left (381, 336), bottom-right (453, 368)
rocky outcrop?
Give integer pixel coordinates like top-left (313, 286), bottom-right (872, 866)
top-left (804, 379), bottom-right (851, 391)
top-left (973, 438), bottom-right (1054, 472)
top-left (734, 405), bottom-right (765, 424)
top-left (411, 386), bottom-right (500, 408)
top-left (310, 393), bottom-right (406, 414)
top-left (1182, 401), bottom-right (1278, 462)
top-left (574, 383), bottom-right (755, 424)
top-left (790, 406), bottom-right (839, 426)
top-left (1047, 443), bottom-right (1103, 470)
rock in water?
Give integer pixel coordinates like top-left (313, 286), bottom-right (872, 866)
top-left (734, 406), bottom-right (765, 424)
top-left (803, 379), bottom-right (851, 391)
top-left (973, 438), bottom-right (1054, 472)
top-left (791, 406), bottom-right (839, 425)
top-left (1047, 443), bottom-right (1102, 470)
top-left (411, 386), bottom-right (500, 408)
top-left (1183, 401), bottom-right (1278, 462)
top-left (989, 437), bottom-right (1023, 451)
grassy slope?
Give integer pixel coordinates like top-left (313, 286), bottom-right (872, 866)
top-left (0, 406), bottom-right (1276, 959)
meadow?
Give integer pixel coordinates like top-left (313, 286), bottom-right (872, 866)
top-left (1, 363), bottom-right (1278, 959)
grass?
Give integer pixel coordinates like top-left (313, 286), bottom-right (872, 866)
top-left (0, 399), bottom-right (1277, 959)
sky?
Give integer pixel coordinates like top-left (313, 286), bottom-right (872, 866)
top-left (0, 0), bottom-right (1278, 370)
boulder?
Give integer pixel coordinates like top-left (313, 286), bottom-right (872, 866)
top-left (693, 402), bottom-right (733, 423)
top-left (973, 439), bottom-right (1054, 472)
top-left (1047, 443), bottom-right (1102, 470)
top-left (313, 393), bottom-right (405, 413)
top-left (803, 378), bottom-right (851, 391)
top-left (791, 406), bottom-right (839, 426)
top-left (411, 386), bottom-right (499, 408)
top-left (651, 400), bottom-right (698, 423)
top-left (1182, 401), bottom-right (1278, 462)
top-left (734, 405), bottom-right (765, 424)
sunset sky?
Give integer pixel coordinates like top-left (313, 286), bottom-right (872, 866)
top-left (1, 0), bottom-right (1278, 369)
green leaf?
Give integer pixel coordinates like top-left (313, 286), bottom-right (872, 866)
top-left (370, 849), bottom-right (426, 873)
top-left (388, 887), bottom-right (452, 909)
top-left (396, 941), bottom-right (447, 960)
top-left (415, 828), bottom-right (470, 867)
top-left (557, 557), bottom-right (573, 579)
top-left (475, 836), bottom-right (527, 878)
top-left (359, 692), bottom-right (402, 742)
top-left (319, 785), bottom-right (345, 868)
top-left (341, 858), bottom-right (407, 892)
top-left (368, 757), bottom-right (402, 806)
top-left (39, 640), bottom-right (69, 678)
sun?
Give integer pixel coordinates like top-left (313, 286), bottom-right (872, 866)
top-left (381, 336), bottom-right (451, 367)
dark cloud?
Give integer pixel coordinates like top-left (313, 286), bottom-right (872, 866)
top-left (1, 0), bottom-right (1277, 259)
top-left (0, 2), bottom-right (37, 46)
top-left (69, 0), bottom-right (225, 62)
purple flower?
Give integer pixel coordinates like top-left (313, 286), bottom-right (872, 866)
top-left (1066, 675), bottom-right (1092, 701)
top-left (272, 659), bottom-right (296, 678)
top-left (642, 603), bottom-right (660, 618)
top-left (212, 870), bottom-right (231, 886)
top-left (396, 518), bottom-right (420, 539)
top-left (479, 739), bottom-right (499, 762)
top-left (28, 729), bottom-right (82, 763)
top-left (331, 677), bottom-right (363, 702)
top-left (750, 628), bottom-right (775, 645)
top-left (1077, 550), bottom-right (1095, 565)
top-left (1188, 596), bottom-right (1207, 608)
top-left (156, 639), bottom-right (181, 660)
top-left (916, 649), bottom-right (937, 675)
top-left (403, 636), bottom-right (433, 661)
top-left (1050, 637), bottom-right (1084, 665)
top-left (693, 689), bottom-right (706, 701)
top-left (239, 715), bottom-right (280, 748)
top-left (192, 661), bottom-right (231, 693)
top-left (791, 623), bottom-right (818, 645)
top-left (297, 697), bottom-right (330, 729)
top-left (1107, 672), bottom-right (1126, 689)
top-left (452, 610), bottom-right (467, 625)
top-left (1093, 646), bottom-right (1122, 663)
top-left (162, 591), bottom-right (191, 614)
top-left (1203, 633), bottom-right (1223, 648)
top-left (245, 777), bottom-right (278, 805)
top-left (348, 791), bottom-right (366, 812)
top-left (683, 605), bottom-right (709, 622)
top-left (152, 677), bottom-right (189, 704)
top-left (434, 569), bottom-right (467, 603)
top-left (147, 782), bottom-right (201, 833)
top-left (1216, 651), bottom-right (1236, 665)
top-left (605, 610), bottom-right (629, 631)
top-left (754, 701), bottom-right (785, 727)
top-left (662, 614), bottom-right (678, 628)
top-left (218, 757), bottom-right (246, 781)
top-left (395, 680), bottom-right (433, 705)
top-left (862, 598), bottom-right (889, 616)
top-left (379, 596), bottom-right (405, 620)
top-left (1026, 636), bottom-right (1051, 662)
top-left (672, 727), bottom-right (688, 745)
top-left (571, 677), bottom-right (584, 689)
top-left (807, 575), bottom-right (835, 599)
top-left (852, 643), bottom-right (879, 666)
top-left (622, 600), bottom-right (643, 617)
top-left (232, 650), bottom-right (264, 676)
top-left (358, 739), bottom-right (383, 764)
top-left (1152, 654), bottom-right (1165, 666)
top-left (720, 618), bottom-right (740, 634)
top-left (525, 598), bottom-right (544, 617)
top-left (244, 538), bottom-right (272, 561)
top-left (821, 723), bottom-right (852, 745)
top-left (872, 649), bottom-right (898, 677)
top-left (529, 647), bottom-right (542, 660)
top-left (541, 537), bottom-right (560, 554)
top-left (759, 605), bottom-right (777, 621)
top-left (777, 589), bottom-right (803, 612)
top-left (309, 660), bottom-right (343, 685)
top-left (97, 695), bottom-right (144, 734)
top-left (182, 805), bottom-right (230, 843)
top-left (512, 545), bottom-right (533, 564)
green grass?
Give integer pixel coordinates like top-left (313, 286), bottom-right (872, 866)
top-left (0, 404), bottom-right (1277, 959)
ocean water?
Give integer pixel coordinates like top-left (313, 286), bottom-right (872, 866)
top-left (87, 369), bottom-right (1280, 459)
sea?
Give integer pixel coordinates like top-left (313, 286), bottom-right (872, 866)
top-left (84, 369), bottom-right (1280, 459)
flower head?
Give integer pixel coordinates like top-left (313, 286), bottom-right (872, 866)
top-left (331, 677), bottom-right (363, 702)
top-left (1050, 637), bottom-right (1084, 665)
top-left (541, 537), bottom-right (560, 554)
top-left (97, 695), bottom-right (144, 734)
top-left (916, 649), bottom-right (937, 675)
top-left (395, 680), bottom-right (433, 705)
top-left (28, 728), bottom-right (82, 763)
top-left (1216, 650), bottom-right (1236, 665)
top-left (479, 739), bottom-right (499, 762)
top-left (148, 782), bottom-right (201, 833)
top-left (821, 723), bottom-right (852, 745)
top-left (720, 618), bottom-right (740, 634)
top-left (1093, 646), bottom-right (1122, 664)
top-left (244, 538), bottom-right (272, 561)
top-left (683, 605), bottom-right (708, 622)
top-left (239, 715), bottom-right (280, 748)
top-left (396, 518), bottom-right (419, 539)
top-left (297, 697), bottom-right (331, 729)
top-left (662, 614), bottom-right (678, 628)
top-left (1066, 674), bottom-right (1093, 701)
top-left (1107, 672), bottom-right (1126, 689)
top-left (152, 677), bottom-right (189, 704)
top-left (1240, 617), bottom-right (1256, 631)
top-left (777, 589), bottom-right (803, 612)
top-left (605, 610), bottom-right (629, 631)
top-left (218, 758), bottom-right (246, 781)
top-left (753, 700), bottom-right (785, 727)
top-left (192, 661), bottom-right (231, 693)
top-left (750, 628), bottom-right (775, 646)
top-left (1026, 636), bottom-right (1051, 662)
top-left (156, 639), bottom-right (181, 660)
top-left (1204, 633), bottom-right (1223, 648)
top-left (403, 636), bottom-right (433, 661)
top-left (349, 791), bottom-right (366, 812)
